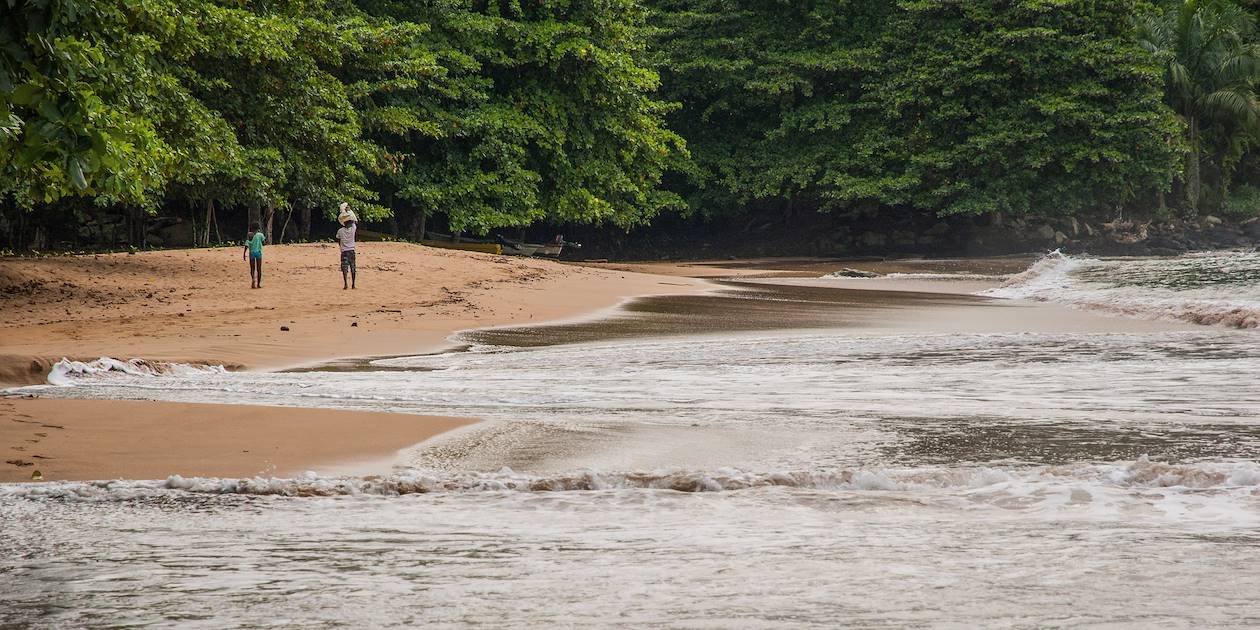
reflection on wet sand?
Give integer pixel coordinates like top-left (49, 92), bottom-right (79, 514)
top-left (468, 279), bottom-right (983, 347)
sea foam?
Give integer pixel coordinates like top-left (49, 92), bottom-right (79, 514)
top-left (6, 459), bottom-right (1258, 503)
top-left (47, 357), bottom-right (227, 386)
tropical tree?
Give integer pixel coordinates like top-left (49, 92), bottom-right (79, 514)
top-left (1138, 0), bottom-right (1260, 212)
top-left (356, 0), bottom-right (688, 235)
top-left (650, 0), bottom-right (1180, 221)
top-left (0, 0), bottom-right (176, 206)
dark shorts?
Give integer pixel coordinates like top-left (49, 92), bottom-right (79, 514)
top-left (340, 249), bottom-right (356, 273)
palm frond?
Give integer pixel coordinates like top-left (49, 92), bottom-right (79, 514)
top-left (1200, 88), bottom-right (1260, 126)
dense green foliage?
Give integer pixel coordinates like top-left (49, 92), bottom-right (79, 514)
top-left (1, 1), bottom-right (175, 205)
top-left (355, 0), bottom-right (686, 234)
top-left (4, 0), bottom-right (1260, 251)
top-left (1, 0), bottom-right (682, 246)
top-left (649, 0), bottom-right (1181, 218)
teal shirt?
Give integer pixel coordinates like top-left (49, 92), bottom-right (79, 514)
top-left (247, 232), bottom-right (265, 256)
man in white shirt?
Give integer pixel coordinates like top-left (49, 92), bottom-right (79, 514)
top-left (336, 205), bottom-right (357, 290)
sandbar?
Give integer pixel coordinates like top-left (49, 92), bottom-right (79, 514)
top-left (0, 398), bottom-right (472, 482)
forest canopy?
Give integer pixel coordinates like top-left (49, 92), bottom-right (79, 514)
top-left (2, 0), bottom-right (685, 244)
top-left (3, 0), bottom-right (1260, 249)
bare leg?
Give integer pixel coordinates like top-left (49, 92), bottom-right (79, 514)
top-left (256, 258), bottom-right (262, 288)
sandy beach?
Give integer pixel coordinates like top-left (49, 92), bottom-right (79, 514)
top-left (0, 242), bottom-right (707, 379)
top-left (1, 243), bottom-right (707, 481)
top-left (0, 246), bottom-right (1218, 484)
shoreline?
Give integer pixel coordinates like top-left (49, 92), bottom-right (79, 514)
top-left (1, 243), bottom-right (711, 482)
top-left (0, 242), bottom-right (711, 385)
top-left (2, 248), bottom-right (1213, 482)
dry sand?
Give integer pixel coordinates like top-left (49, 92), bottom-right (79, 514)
top-left (0, 243), bottom-right (708, 481)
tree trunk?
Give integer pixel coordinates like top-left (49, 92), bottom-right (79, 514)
top-left (782, 197), bottom-right (795, 224)
top-left (1217, 140), bottom-right (1237, 211)
top-left (278, 208), bottom-right (293, 244)
top-left (408, 210), bottom-right (427, 240)
top-left (204, 200), bottom-right (216, 245)
top-left (126, 206), bottom-right (143, 247)
top-left (263, 204), bottom-right (275, 242)
top-left (189, 201), bottom-right (199, 247)
top-left (247, 201), bottom-right (262, 237)
top-left (1187, 117), bottom-right (1201, 214)
top-left (300, 205), bottom-right (312, 241)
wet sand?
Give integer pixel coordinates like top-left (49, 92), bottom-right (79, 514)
top-left (0, 398), bottom-right (472, 482)
top-left (582, 255), bottom-right (1035, 279)
top-left (468, 276), bottom-right (1191, 349)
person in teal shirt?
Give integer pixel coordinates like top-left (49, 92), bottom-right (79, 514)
top-left (242, 222), bottom-right (265, 289)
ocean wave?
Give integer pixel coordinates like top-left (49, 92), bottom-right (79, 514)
top-left (982, 249), bottom-right (1078, 298)
top-left (6, 458), bottom-right (1258, 502)
top-left (822, 270), bottom-right (1009, 281)
top-left (881, 272), bottom-right (1011, 281)
top-left (981, 251), bottom-right (1260, 329)
top-left (47, 357), bottom-right (227, 386)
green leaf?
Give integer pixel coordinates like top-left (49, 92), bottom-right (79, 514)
top-left (37, 98), bottom-right (61, 122)
top-left (10, 83), bottom-right (40, 106)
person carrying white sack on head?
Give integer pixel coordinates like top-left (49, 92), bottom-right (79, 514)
top-left (336, 201), bottom-right (358, 290)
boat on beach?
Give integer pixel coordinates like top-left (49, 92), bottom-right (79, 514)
top-left (418, 238), bottom-right (503, 255)
top-left (420, 232), bottom-right (577, 258)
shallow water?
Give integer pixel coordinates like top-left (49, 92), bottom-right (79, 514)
top-left (4, 253), bottom-right (1260, 627)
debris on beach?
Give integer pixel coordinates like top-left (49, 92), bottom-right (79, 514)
top-left (828, 268), bottom-right (880, 278)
